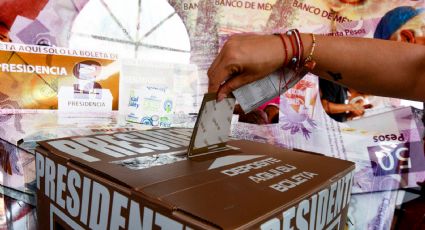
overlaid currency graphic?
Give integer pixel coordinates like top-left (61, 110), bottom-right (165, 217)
top-left (0, 112), bottom-right (149, 147)
top-left (232, 96), bottom-right (424, 193)
top-left (0, 111), bottom-right (152, 201)
top-left (266, 0), bottom-right (422, 30)
top-left (214, 10), bottom-right (425, 194)
top-left (0, 194), bottom-right (36, 229)
top-left (169, 0), bottom-right (424, 106)
top-left (0, 3), bottom-right (423, 230)
top-left (347, 191), bottom-right (398, 230)
top-left (0, 139), bottom-right (35, 199)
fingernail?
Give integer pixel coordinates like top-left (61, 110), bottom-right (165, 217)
top-left (217, 93), bottom-right (226, 102)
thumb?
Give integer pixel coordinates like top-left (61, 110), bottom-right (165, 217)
top-left (217, 74), bottom-right (257, 101)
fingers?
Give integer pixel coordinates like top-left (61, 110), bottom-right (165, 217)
top-left (208, 49), bottom-right (224, 81)
top-left (208, 51), bottom-right (242, 93)
top-left (208, 63), bottom-right (232, 93)
top-left (208, 60), bottom-right (225, 92)
top-left (217, 73), bottom-right (257, 101)
top-left (208, 46), bottom-right (232, 92)
top-left (208, 35), bottom-right (243, 92)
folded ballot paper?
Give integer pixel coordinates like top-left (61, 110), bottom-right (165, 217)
top-left (233, 68), bottom-right (302, 113)
top-left (187, 93), bottom-right (236, 156)
top-left (36, 93), bottom-right (355, 230)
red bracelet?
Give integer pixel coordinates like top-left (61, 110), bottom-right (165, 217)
top-left (274, 34), bottom-right (289, 94)
top-left (295, 30), bottom-right (304, 62)
top-left (287, 31), bottom-right (298, 68)
top-left (287, 29), bottom-right (303, 70)
top-left (274, 29), bottom-right (313, 93)
top-left (277, 34), bottom-right (288, 66)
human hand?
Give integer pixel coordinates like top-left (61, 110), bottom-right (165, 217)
top-left (349, 102), bottom-right (365, 117)
top-left (208, 34), bottom-right (285, 101)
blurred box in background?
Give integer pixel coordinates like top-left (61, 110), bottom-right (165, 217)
top-left (120, 59), bottom-right (199, 127)
top-left (0, 42), bottom-right (119, 114)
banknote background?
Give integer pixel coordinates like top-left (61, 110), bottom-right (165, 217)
top-left (218, 24), bottom-right (425, 193)
top-left (0, 193), bottom-right (36, 230)
top-left (1, 0), bottom-right (425, 229)
top-left (0, 111), bottom-right (152, 207)
top-left (172, 1), bottom-right (425, 229)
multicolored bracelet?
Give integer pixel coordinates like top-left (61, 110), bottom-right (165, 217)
top-left (277, 29), bottom-right (317, 72)
top-left (274, 29), bottom-right (317, 91)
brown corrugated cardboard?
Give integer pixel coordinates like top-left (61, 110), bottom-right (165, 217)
top-left (36, 128), bottom-right (354, 230)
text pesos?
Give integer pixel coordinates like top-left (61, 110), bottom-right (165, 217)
top-left (36, 153), bottom-right (190, 230)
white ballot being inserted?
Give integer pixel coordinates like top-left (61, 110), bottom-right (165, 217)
top-left (233, 68), bottom-right (303, 113)
top-left (187, 93), bottom-right (236, 157)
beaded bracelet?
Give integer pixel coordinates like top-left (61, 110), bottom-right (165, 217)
top-left (274, 33), bottom-right (289, 94)
top-left (292, 29), bottom-right (304, 66)
top-left (286, 29), bottom-right (302, 70)
top-left (303, 33), bottom-right (317, 70)
top-left (274, 30), bottom-right (317, 92)
top-left (277, 34), bottom-right (288, 66)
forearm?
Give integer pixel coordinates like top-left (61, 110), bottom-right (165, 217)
top-left (301, 34), bottom-right (425, 101)
top-left (208, 33), bottom-right (425, 102)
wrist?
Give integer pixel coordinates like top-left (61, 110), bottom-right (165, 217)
top-left (300, 33), bottom-right (313, 62)
top-left (349, 103), bottom-right (362, 111)
top-left (272, 34), bottom-right (293, 67)
top-left (275, 31), bottom-right (317, 71)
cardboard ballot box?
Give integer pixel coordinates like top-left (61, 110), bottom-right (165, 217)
top-left (35, 128), bottom-right (354, 230)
